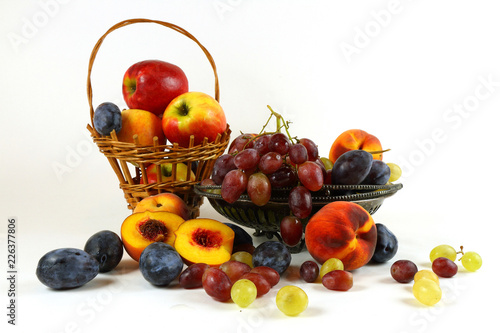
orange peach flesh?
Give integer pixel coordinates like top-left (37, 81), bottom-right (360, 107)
top-left (175, 219), bottom-right (235, 266)
top-left (121, 211), bottom-right (185, 261)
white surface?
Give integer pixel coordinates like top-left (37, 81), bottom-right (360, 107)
top-left (1, 0), bottom-right (498, 332)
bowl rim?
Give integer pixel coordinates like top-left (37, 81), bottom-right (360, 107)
top-left (194, 182), bottom-right (403, 204)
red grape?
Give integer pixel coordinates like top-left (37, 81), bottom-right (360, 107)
top-left (432, 257), bottom-right (458, 278)
top-left (288, 186), bottom-right (312, 219)
top-left (280, 215), bottom-right (303, 247)
top-left (179, 263), bottom-right (210, 289)
top-left (322, 270), bottom-right (353, 291)
top-left (247, 172), bottom-right (272, 206)
top-left (299, 138), bottom-right (318, 161)
top-left (268, 164), bottom-right (298, 188)
top-left (268, 133), bottom-right (291, 155)
top-left (253, 134), bottom-right (271, 155)
top-left (240, 272), bottom-right (271, 297)
top-left (202, 267), bottom-right (232, 302)
top-left (391, 260), bottom-right (418, 283)
top-left (298, 161), bottom-right (324, 192)
top-left (211, 154), bottom-right (236, 185)
top-left (250, 266), bottom-right (280, 287)
top-left (288, 143), bottom-right (308, 165)
top-left (228, 133), bottom-right (256, 154)
top-left (219, 260), bottom-right (252, 284)
top-left (234, 148), bottom-right (260, 171)
top-left (258, 151), bottom-right (283, 174)
top-left (221, 169), bottom-right (248, 203)
top-left (300, 261), bottom-right (319, 283)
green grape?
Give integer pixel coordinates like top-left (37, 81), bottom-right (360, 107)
top-left (414, 269), bottom-right (439, 286)
top-left (461, 251), bottom-right (482, 272)
top-left (276, 285), bottom-right (308, 316)
top-left (386, 163), bottom-right (402, 182)
top-left (430, 244), bottom-right (457, 262)
top-left (231, 251), bottom-right (253, 268)
top-left (412, 278), bottom-right (442, 306)
top-left (319, 258), bottom-right (344, 279)
top-left (231, 279), bottom-right (257, 308)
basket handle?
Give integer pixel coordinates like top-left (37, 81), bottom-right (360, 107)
top-left (87, 18), bottom-right (220, 127)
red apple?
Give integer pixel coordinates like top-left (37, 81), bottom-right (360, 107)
top-left (162, 92), bottom-right (227, 148)
top-left (122, 60), bottom-right (189, 116)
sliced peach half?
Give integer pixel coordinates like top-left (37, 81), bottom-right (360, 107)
top-left (121, 211), bottom-right (185, 261)
top-left (174, 218), bottom-right (235, 266)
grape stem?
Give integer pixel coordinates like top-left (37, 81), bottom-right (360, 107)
top-left (239, 106), bottom-right (299, 153)
top-left (266, 105), bottom-right (295, 142)
top-left (457, 245), bottom-right (465, 261)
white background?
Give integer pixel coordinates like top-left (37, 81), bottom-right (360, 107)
top-left (1, 0), bottom-right (499, 332)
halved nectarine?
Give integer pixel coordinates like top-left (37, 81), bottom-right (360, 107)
top-left (121, 211), bottom-right (185, 261)
top-left (174, 218), bottom-right (235, 266)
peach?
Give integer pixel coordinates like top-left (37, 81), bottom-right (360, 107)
top-left (121, 211), bottom-right (185, 261)
top-left (304, 201), bottom-right (377, 270)
top-left (133, 192), bottom-right (191, 220)
top-left (116, 109), bottom-right (166, 145)
top-left (174, 219), bottom-right (235, 266)
top-left (328, 129), bottom-right (383, 164)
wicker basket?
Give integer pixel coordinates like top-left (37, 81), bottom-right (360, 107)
top-left (86, 19), bottom-right (231, 218)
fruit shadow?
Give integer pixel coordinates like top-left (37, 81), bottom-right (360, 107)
top-left (108, 258), bottom-right (140, 275)
top-left (282, 265), bottom-right (301, 282)
top-left (66, 259), bottom-right (140, 292)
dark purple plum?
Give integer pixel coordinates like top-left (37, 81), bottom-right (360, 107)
top-left (224, 223), bottom-right (253, 247)
top-left (361, 160), bottom-right (391, 185)
top-left (139, 242), bottom-right (183, 286)
top-left (370, 223), bottom-right (398, 263)
top-left (36, 248), bottom-right (99, 290)
top-left (252, 241), bottom-right (291, 275)
top-left (84, 230), bottom-right (123, 273)
top-left (93, 102), bottom-right (122, 136)
top-left (331, 150), bottom-right (373, 185)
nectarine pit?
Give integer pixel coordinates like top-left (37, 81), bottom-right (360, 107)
top-left (193, 228), bottom-right (222, 248)
top-left (139, 219), bottom-right (168, 242)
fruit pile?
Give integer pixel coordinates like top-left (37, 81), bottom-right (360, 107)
top-left (203, 107), bottom-right (401, 249)
top-left (390, 244), bottom-right (482, 306)
top-left (36, 168), bottom-right (482, 316)
top-left (39, 18), bottom-right (484, 318)
top-left (92, 59), bottom-right (227, 185)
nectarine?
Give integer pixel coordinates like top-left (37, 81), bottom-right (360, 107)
top-left (304, 201), bottom-right (377, 270)
top-left (174, 219), bottom-right (234, 266)
top-left (329, 129), bottom-right (383, 164)
top-left (133, 192), bottom-right (191, 219)
top-left (121, 211), bottom-right (185, 261)
top-left (117, 109), bottom-right (166, 146)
